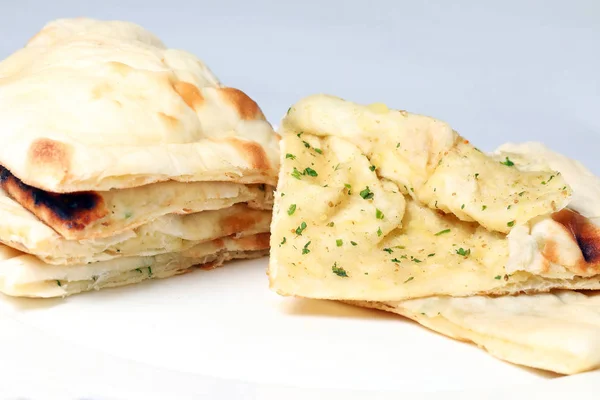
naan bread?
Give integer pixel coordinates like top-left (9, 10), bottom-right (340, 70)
top-left (0, 233), bottom-right (270, 298)
top-left (0, 193), bottom-right (271, 264)
top-left (349, 290), bottom-right (600, 375)
top-left (269, 94), bottom-right (600, 300)
top-left (0, 18), bottom-right (279, 193)
top-left (0, 168), bottom-right (272, 241)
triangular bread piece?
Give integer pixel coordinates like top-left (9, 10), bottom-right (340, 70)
top-left (0, 18), bottom-right (280, 193)
top-left (269, 94), bottom-right (600, 301)
top-left (348, 290), bottom-right (600, 375)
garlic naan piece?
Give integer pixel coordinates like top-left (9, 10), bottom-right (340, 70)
top-left (269, 94), bottom-right (600, 301)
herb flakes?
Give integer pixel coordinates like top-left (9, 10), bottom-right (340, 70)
top-left (456, 248), bottom-right (471, 256)
top-left (295, 221), bottom-right (307, 235)
top-left (500, 157), bottom-right (515, 167)
top-left (435, 229), bottom-right (451, 236)
top-left (332, 262), bottom-right (349, 277)
top-left (360, 187), bottom-right (374, 200)
top-left (287, 204), bottom-right (297, 215)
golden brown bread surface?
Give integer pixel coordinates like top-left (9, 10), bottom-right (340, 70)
top-left (0, 18), bottom-right (280, 192)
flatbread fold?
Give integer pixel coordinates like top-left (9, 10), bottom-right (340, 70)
top-left (269, 94), bottom-right (600, 301)
top-left (0, 233), bottom-right (270, 298)
top-left (0, 18), bottom-right (280, 193)
top-left (348, 290), bottom-right (600, 375)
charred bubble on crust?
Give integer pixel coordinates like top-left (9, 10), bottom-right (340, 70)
top-left (0, 166), bottom-right (104, 230)
top-left (552, 209), bottom-right (600, 264)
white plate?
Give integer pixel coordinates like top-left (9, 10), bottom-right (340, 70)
top-left (1, 257), bottom-right (599, 399)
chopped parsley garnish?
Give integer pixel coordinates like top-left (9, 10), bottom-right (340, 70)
top-left (494, 275), bottom-right (502, 280)
top-left (336, 239), bottom-right (343, 247)
top-left (412, 258), bottom-right (422, 263)
top-left (383, 248), bottom-right (393, 254)
top-left (461, 204), bottom-right (465, 209)
top-left (327, 222), bottom-right (335, 227)
top-left (394, 245), bottom-right (406, 249)
top-left (435, 229), bottom-right (451, 236)
top-left (332, 263), bottom-right (349, 277)
top-left (124, 211), bottom-right (133, 219)
top-left (304, 167), bottom-right (318, 177)
top-left (369, 165), bottom-right (376, 171)
top-left (148, 267), bottom-right (153, 277)
top-left (428, 253), bottom-right (435, 257)
top-left (396, 143), bottom-right (401, 148)
top-left (334, 163), bottom-right (341, 171)
top-left (507, 205), bottom-right (512, 210)
top-left (456, 248), bottom-right (471, 256)
top-left (314, 148), bottom-right (323, 154)
top-left (518, 191), bottom-right (525, 196)
top-left (377, 227), bottom-right (383, 237)
top-left (291, 167), bottom-right (302, 179)
top-left (297, 132), bottom-right (303, 137)
top-left (500, 157), bottom-right (514, 166)
top-left (287, 107), bottom-right (292, 114)
top-left (404, 276), bottom-right (414, 283)
top-left (360, 186), bottom-right (374, 200)
top-left (507, 220), bottom-right (515, 227)
top-left (482, 205), bottom-right (487, 211)
top-left (302, 241), bottom-right (311, 255)
top-left (541, 175), bottom-right (555, 185)
top-left (285, 153), bottom-right (296, 160)
top-left (344, 183), bottom-right (352, 189)
top-left (303, 141), bottom-right (311, 148)
top-left (280, 237), bottom-right (287, 246)
top-left (376, 209), bottom-right (384, 219)
top-left (391, 258), bottom-right (401, 263)
top-left (474, 173), bottom-right (480, 179)
top-left (287, 204), bottom-right (297, 215)
top-left (295, 221), bottom-right (307, 235)
top-left (56, 280), bottom-right (62, 287)
top-left (351, 241), bottom-right (358, 246)
top-left (135, 268), bottom-right (142, 273)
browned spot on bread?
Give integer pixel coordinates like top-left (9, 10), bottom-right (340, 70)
top-left (172, 81), bottom-right (204, 110)
top-left (0, 167), bottom-right (108, 236)
top-left (222, 211), bottom-right (261, 234)
top-left (157, 112), bottom-right (179, 128)
top-left (218, 87), bottom-right (265, 120)
top-left (549, 209), bottom-right (600, 274)
top-left (108, 62), bottom-right (132, 76)
top-left (27, 138), bottom-right (72, 178)
top-left (226, 138), bottom-right (271, 172)
top-left (212, 238), bottom-right (225, 248)
top-left (234, 232), bottom-right (271, 249)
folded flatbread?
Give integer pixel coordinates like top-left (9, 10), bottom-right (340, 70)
top-left (0, 18), bottom-right (280, 193)
top-left (348, 290), bottom-right (600, 375)
top-left (0, 232), bottom-right (270, 298)
top-left (269, 94), bottom-right (600, 300)
top-left (0, 168), bottom-right (272, 241)
top-left (0, 189), bottom-right (271, 264)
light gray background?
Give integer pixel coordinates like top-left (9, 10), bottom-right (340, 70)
top-left (1, 0), bottom-right (598, 170)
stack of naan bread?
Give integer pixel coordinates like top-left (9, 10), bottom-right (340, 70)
top-left (0, 18), bottom-right (279, 297)
top-left (269, 94), bottom-right (600, 375)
